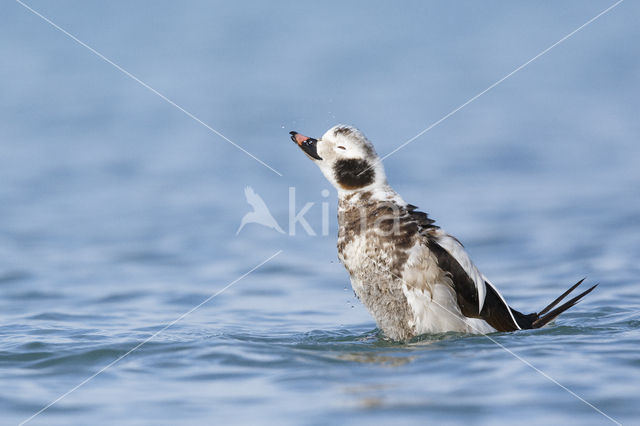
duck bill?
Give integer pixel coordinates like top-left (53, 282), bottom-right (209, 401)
top-left (290, 131), bottom-right (322, 160)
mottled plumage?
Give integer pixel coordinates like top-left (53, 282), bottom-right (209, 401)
top-left (290, 125), bottom-right (596, 340)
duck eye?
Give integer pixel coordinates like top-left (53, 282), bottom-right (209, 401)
top-left (337, 146), bottom-right (346, 150)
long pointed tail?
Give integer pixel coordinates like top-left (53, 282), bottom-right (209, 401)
top-left (531, 280), bottom-right (597, 328)
top-left (512, 279), bottom-right (598, 329)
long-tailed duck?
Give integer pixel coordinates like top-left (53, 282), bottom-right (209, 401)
top-left (290, 125), bottom-right (596, 341)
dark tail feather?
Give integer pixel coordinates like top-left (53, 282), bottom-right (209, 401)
top-left (538, 278), bottom-right (585, 316)
top-left (510, 279), bottom-right (597, 330)
top-left (531, 283), bottom-right (598, 329)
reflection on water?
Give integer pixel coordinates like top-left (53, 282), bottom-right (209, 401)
top-left (336, 353), bottom-right (415, 366)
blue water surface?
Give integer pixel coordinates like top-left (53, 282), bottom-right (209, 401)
top-left (1, 1), bottom-right (639, 425)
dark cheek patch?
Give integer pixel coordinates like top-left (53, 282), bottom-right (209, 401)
top-left (334, 159), bottom-right (375, 189)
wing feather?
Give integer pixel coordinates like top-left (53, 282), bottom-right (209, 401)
top-left (433, 232), bottom-right (486, 313)
top-left (427, 232), bottom-right (521, 331)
